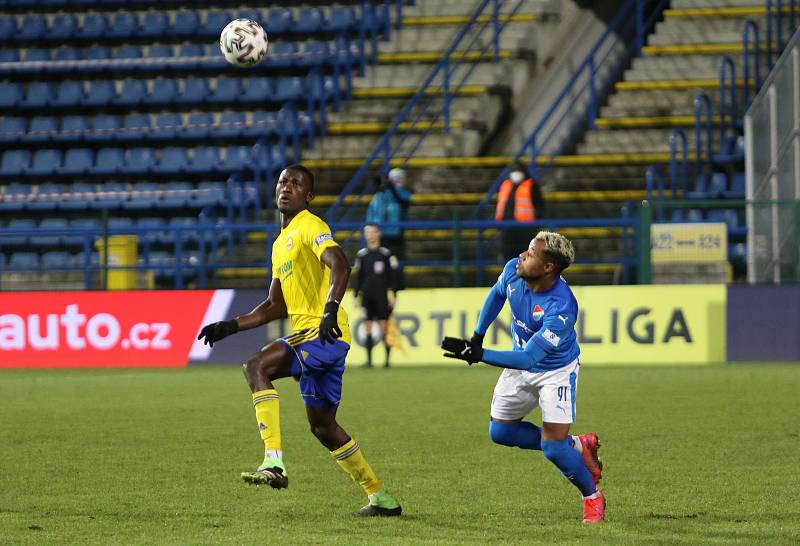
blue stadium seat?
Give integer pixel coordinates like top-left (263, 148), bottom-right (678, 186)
top-left (0, 184), bottom-right (32, 213)
top-left (326, 7), bottom-right (356, 33)
top-left (54, 46), bottom-right (81, 62)
top-left (60, 148), bottom-right (93, 176)
top-left (186, 146), bottom-right (220, 174)
top-left (0, 82), bottom-right (23, 108)
top-left (121, 147), bottom-right (156, 175)
top-left (56, 115), bottom-right (89, 143)
top-left (79, 14), bottom-right (109, 40)
top-left (236, 9), bottom-right (263, 24)
top-left (28, 149), bottom-right (62, 176)
top-left (267, 42), bottom-right (298, 70)
top-left (52, 81), bottom-right (85, 107)
top-left (299, 41), bottom-right (331, 68)
top-left (124, 183), bottom-right (161, 211)
top-left (107, 12), bottom-right (138, 39)
top-left (85, 46), bottom-right (112, 60)
top-left (117, 45), bottom-right (144, 59)
top-left (83, 80), bottom-right (116, 107)
top-left (266, 8), bottom-right (293, 35)
top-left (88, 114), bottom-right (120, 142)
top-left (31, 218), bottom-right (68, 247)
top-left (93, 148), bottom-right (125, 176)
top-left (181, 113), bottom-right (214, 140)
top-left (136, 216), bottom-right (167, 244)
top-left (686, 209), bottom-right (704, 223)
top-left (247, 111), bottom-right (279, 139)
top-left (27, 182), bottom-right (65, 212)
top-left (295, 8), bottom-right (324, 34)
top-left (193, 181), bottom-right (226, 208)
top-left (41, 251), bottom-right (72, 268)
top-left (722, 173), bottom-right (745, 199)
top-left (687, 172), bottom-right (723, 200)
top-left (0, 150), bottom-right (31, 177)
top-left (203, 11), bottom-right (230, 37)
top-left (364, 3), bottom-right (390, 34)
top-left (138, 12), bottom-right (169, 39)
top-left (63, 218), bottom-right (100, 247)
top-left (92, 182), bottom-right (129, 210)
top-left (168, 217), bottom-right (199, 244)
top-left (49, 14), bottom-right (78, 40)
top-left (153, 113), bottom-right (183, 140)
top-left (0, 117), bottom-right (25, 144)
top-left (108, 217), bottom-right (135, 234)
top-left (0, 49), bottom-right (20, 62)
top-left (207, 77), bottom-right (242, 104)
top-left (18, 15), bottom-right (47, 41)
top-left (708, 209), bottom-right (746, 237)
top-left (148, 78), bottom-right (179, 105)
top-left (310, 75), bottom-right (339, 105)
top-left (156, 147), bottom-right (189, 175)
top-left (0, 18), bottom-right (18, 42)
top-left (179, 78), bottom-right (210, 105)
top-left (118, 113), bottom-right (151, 142)
top-left (115, 79), bottom-right (148, 106)
top-left (171, 10), bottom-right (201, 38)
top-left (23, 48), bottom-right (51, 62)
top-left (21, 82), bottom-right (55, 108)
top-left (223, 146), bottom-right (252, 172)
top-left (9, 252), bottom-right (39, 270)
top-left (25, 116), bottom-right (58, 144)
top-left (155, 181), bottom-right (192, 209)
top-left (217, 112), bottom-right (247, 139)
top-left (148, 44), bottom-right (174, 59)
top-left (241, 77), bottom-right (274, 103)
top-left (60, 182), bottom-right (96, 211)
top-left (274, 77), bottom-right (304, 104)
top-left (5, 219), bottom-right (36, 247)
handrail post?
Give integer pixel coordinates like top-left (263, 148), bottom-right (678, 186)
top-left (742, 20), bottom-right (761, 106)
top-left (719, 56), bottom-right (736, 146)
top-left (588, 55), bottom-right (598, 130)
top-left (634, 0), bottom-right (645, 57)
top-left (444, 58), bottom-right (451, 133)
top-left (492, 0), bottom-right (501, 62)
top-left (668, 129), bottom-right (687, 200)
top-left (693, 92), bottom-right (712, 171)
top-left (637, 200), bottom-right (652, 284)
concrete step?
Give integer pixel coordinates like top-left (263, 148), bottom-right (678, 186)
top-left (401, 0), bottom-right (555, 18)
top-left (376, 22), bottom-right (538, 54)
top-left (625, 53), bottom-right (744, 81)
top-left (578, 127), bottom-right (718, 154)
top-left (669, 0), bottom-right (768, 9)
top-left (649, 15), bottom-right (766, 45)
top-left (352, 60), bottom-right (506, 88)
top-left (302, 129), bottom-right (485, 160)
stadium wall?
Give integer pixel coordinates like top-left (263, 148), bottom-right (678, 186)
top-left (0, 285), bottom-right (729, 367)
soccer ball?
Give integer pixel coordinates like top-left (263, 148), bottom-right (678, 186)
top-left (219, 19), bottom-right (268, 67)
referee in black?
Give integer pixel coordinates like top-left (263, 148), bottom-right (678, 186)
top-left (352, 224), bottom-right (400, 368)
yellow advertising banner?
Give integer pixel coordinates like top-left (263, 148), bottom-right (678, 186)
top-left (651, 222), bottom-right (728, 263)
top-left (343, 285), bottom-right (726, 366)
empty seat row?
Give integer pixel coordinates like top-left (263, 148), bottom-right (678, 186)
top-left (0, 40), bottom-right (357, 76)
top-left (0, 146), bottom-right (257, 177)
top-left (686, 172), bottom-right (745, 200)
top-left (0, 110), bottom-right (313, 144)
top-left (0, 181), bottom-right (233, 212)
top-left (670, 208), bottom-right (747, 236)
top-left (3, 215), bottom-right (231, 247)
top-left (0, 250), bottom-right (210, 277)
top-left (0, 6), bottom-right (374, 42)
top-left (0, 75), bottom-right (337, 109)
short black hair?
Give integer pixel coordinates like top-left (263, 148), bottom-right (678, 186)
top-left (285, 163), bottom-right (315, 191)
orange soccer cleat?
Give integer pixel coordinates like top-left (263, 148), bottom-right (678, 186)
top-left (582, 489), bottom-right (606, 524)
top-left (578, 433), bottom-right (603, 484)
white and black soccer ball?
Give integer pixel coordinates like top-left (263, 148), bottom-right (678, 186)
top-left (219, 19), bottom-right (268, 67)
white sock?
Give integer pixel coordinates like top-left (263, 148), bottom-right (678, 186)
top-left (583, 490), bottom-right (600, 500)
top-left (264, 449), bottom-right (283, 461)
top-left (571, 435), bottom-right (583, 454)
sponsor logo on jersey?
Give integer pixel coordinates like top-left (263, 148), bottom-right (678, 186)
top-left (532, 304), bottom-right (544, 321)
top-left (285, 237), bottom-right (293, 250)
top-left (541, 328), bottom-right (560, 347)
top-left (314, 233), bottom-right (333, 246)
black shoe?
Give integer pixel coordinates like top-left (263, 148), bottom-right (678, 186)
top-left (352, 503), bottom-right (402, 517)
top-left (241, 467), bottom-right (288, 489)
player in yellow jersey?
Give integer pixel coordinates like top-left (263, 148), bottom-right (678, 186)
top-left (197, 164), bottom-right (401, 516)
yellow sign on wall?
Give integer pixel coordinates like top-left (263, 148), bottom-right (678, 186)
top-left (651, 222), bottom-right (728, 263)
top-left (343, 285), bottom-right (726, 366)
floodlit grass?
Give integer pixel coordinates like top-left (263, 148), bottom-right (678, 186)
top-left (0, 364), bottom-right (798, 545)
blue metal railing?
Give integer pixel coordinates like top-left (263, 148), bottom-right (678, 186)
top-left (476, 0), bottom-right (670, 218)
top-left (326, 0), bottom-right (524, 222)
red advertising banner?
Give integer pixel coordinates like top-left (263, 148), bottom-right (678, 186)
top-left (0, 291), bottom-right (222, 368)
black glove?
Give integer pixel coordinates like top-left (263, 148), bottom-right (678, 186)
top-left (197, 319), bottom-right (238, 347)
top-left (470, 332), bottom-right (484, 349)
top-left (319, 301), bottom-right (342, 344)
top-left (441, 336), bottom-right (484, 364)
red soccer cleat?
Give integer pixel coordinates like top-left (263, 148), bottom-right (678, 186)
top-left (578, 433), bottom-right (603, 484)
top-left (582, 489), bottom-right (606, 524)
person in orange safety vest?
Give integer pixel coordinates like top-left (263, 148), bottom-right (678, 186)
top-left (494, 161), bottom-right (545, 260)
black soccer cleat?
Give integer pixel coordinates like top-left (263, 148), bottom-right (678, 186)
top-left (352, 503), bottom-right (402, 517)
top-left (241, 467), bottom-right (288, 489)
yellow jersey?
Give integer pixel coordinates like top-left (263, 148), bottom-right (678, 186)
top-left (272, 209), bottom-right (351, 345)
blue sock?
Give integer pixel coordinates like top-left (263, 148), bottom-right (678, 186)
top-left (488, 420), bottom-right (542, 450)
top-left (541, 439), bottom-right (596, 497)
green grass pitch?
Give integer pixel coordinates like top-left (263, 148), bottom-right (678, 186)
top-left (1, 363), bottom-right (798, 545)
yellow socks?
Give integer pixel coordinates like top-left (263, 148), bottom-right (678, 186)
top-left (331, 439), bottom-right (382, 496)
top-left (252, 389), bottom-right (282, 466)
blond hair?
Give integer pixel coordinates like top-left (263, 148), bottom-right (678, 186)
top-left (533, 231), bottom-right (575, 271)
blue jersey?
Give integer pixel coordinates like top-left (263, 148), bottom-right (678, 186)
top-left (476, 259), bottom-right (580, 372)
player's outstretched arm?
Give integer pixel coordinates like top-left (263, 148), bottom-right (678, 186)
top-left (474, 273), bottom-right (509, 336)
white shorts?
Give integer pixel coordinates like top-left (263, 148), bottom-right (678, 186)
top-left (490, 358), bottom-right (580, 424)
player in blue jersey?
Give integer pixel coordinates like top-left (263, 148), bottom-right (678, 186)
top-left (441, 231), bottom-right (605, 523)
